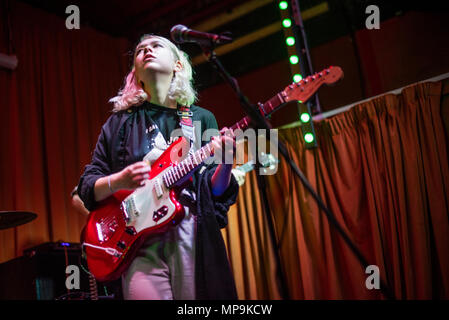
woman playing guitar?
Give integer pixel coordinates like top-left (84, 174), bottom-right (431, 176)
top-left (77, 34), bottom-right (239, 300)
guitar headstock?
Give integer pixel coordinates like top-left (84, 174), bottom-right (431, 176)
top-left (282, 66), bottom-right (344, 104)
top-left (259, 152), bottom-right (279, 169)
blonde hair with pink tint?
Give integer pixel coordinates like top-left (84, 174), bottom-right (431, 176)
top-left (109, 35), bottom-right (197, 112)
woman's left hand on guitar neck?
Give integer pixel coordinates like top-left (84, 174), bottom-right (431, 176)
top-left (211, 127), bottom-right (236, 197)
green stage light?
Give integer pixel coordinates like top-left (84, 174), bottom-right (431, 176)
top-left (282, 18), bottom-right (292, 28)
top-left (289, 55), bottom-right (299, 65)
top-left (300, 112), bottom-right (311, 123)
top-left (286, 36), bottom-right (295, 46)
top-left (304, 133), bottom-right (315, 143)
top-left (293, 74), bottom-right (303, 82)
top-left (279, 1), bottom-right (288, 10)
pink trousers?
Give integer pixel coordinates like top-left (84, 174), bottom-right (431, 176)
top-left (121, 208), bottom-right (197, 300)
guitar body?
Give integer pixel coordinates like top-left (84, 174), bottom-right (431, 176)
top-left (82, 137), bottom-right (188, 282)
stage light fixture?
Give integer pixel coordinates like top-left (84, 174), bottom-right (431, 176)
top-left (278, 1), bottom-right (318, 149)
top-left (300, 112), bottom-right (311, 123)
top-left (286, 36), bottom-right (295, 46)
top-left (293, 74), bottom-right (303, 82)
top-left (289, 55), bottom-right (299, 65)
top-left (282, 18), bottom-right (292, 28)
top-left (279, 1), bottom-right (288, 10)
top-left (304, 133), bottom-right (315, 143)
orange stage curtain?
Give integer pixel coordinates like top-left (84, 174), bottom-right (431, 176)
top-left (223, 80), bottom-right (449, 299)
top-left (1, 2), bottom-right (448, 301)
top-left (0, 2), bottom-right (130, 262)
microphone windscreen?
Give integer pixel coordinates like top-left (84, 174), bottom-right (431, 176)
top-left (170, 24), bottom-right (188, 43)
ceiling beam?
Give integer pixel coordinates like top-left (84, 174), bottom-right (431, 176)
top-left (192, 1), bottom-right (330, 65)
top-left (192, 0), bottom-right (274, 32)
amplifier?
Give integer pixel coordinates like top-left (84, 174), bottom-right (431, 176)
top-left (0, 241), bottom-right (121, 300)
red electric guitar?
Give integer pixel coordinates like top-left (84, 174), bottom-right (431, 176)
top-left (82, 66), bottom-right (344, 281)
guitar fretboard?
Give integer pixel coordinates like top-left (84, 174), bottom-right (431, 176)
top-left (162, 142), bottom-right (214, 187)
top-left (161, 93), bottom-right (287, 188)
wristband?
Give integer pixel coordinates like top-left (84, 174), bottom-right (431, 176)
top-left (107, 175), bottom-right (114, 193)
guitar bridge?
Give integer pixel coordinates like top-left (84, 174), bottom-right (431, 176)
top-left (95, 217), bottom-right (118, 243)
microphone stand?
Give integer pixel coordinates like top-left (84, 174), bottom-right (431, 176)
top-left (253, 159), bottom-right (290, 299)
top-left (199, 44), bottom-right (290, 299)
top-left (200, 41), bottom-right (395, 300)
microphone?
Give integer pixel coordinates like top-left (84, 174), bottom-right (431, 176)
top-left (170, 24), bottom-right (232, 46)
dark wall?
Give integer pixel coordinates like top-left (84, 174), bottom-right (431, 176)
top-left (197, 11), bottom-right (449, 128)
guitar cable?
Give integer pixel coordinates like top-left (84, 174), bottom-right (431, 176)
top-left (79, 247), bottom-right (110, 300)
top-left (82, 242), bottom-right (122, 257)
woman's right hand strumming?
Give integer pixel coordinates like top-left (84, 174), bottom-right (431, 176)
top-left (94, 161), bottom-right (151, 202)
top-left (112, 161), bottom-right (152, 190)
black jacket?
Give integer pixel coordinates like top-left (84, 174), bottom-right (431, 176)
top-left (78, 102), bottom-right (239, 299)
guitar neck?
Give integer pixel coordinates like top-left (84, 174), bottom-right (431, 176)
top-left (162, 107), bottom-right (279, 187)
top-left (161, 66), bottom-right (342, 188)
top-left (161, 99), bottom-right (283, 187)
top-left (228, 91), bottom-right (287, 132)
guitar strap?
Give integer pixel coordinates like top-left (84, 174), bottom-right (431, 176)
top-left (177, 105), bottom-right (196, 151)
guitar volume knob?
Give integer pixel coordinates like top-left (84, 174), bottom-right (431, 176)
top-left (116, 241), bottom-right (127, 250)
top-left (125, 227), bottom-right (137, 236)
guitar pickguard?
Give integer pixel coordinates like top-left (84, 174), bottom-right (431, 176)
top-left (121, 167), bottom-right (177, 234)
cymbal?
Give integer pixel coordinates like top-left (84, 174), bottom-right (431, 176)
top-left (0, 211), bottom-right (37, 230)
